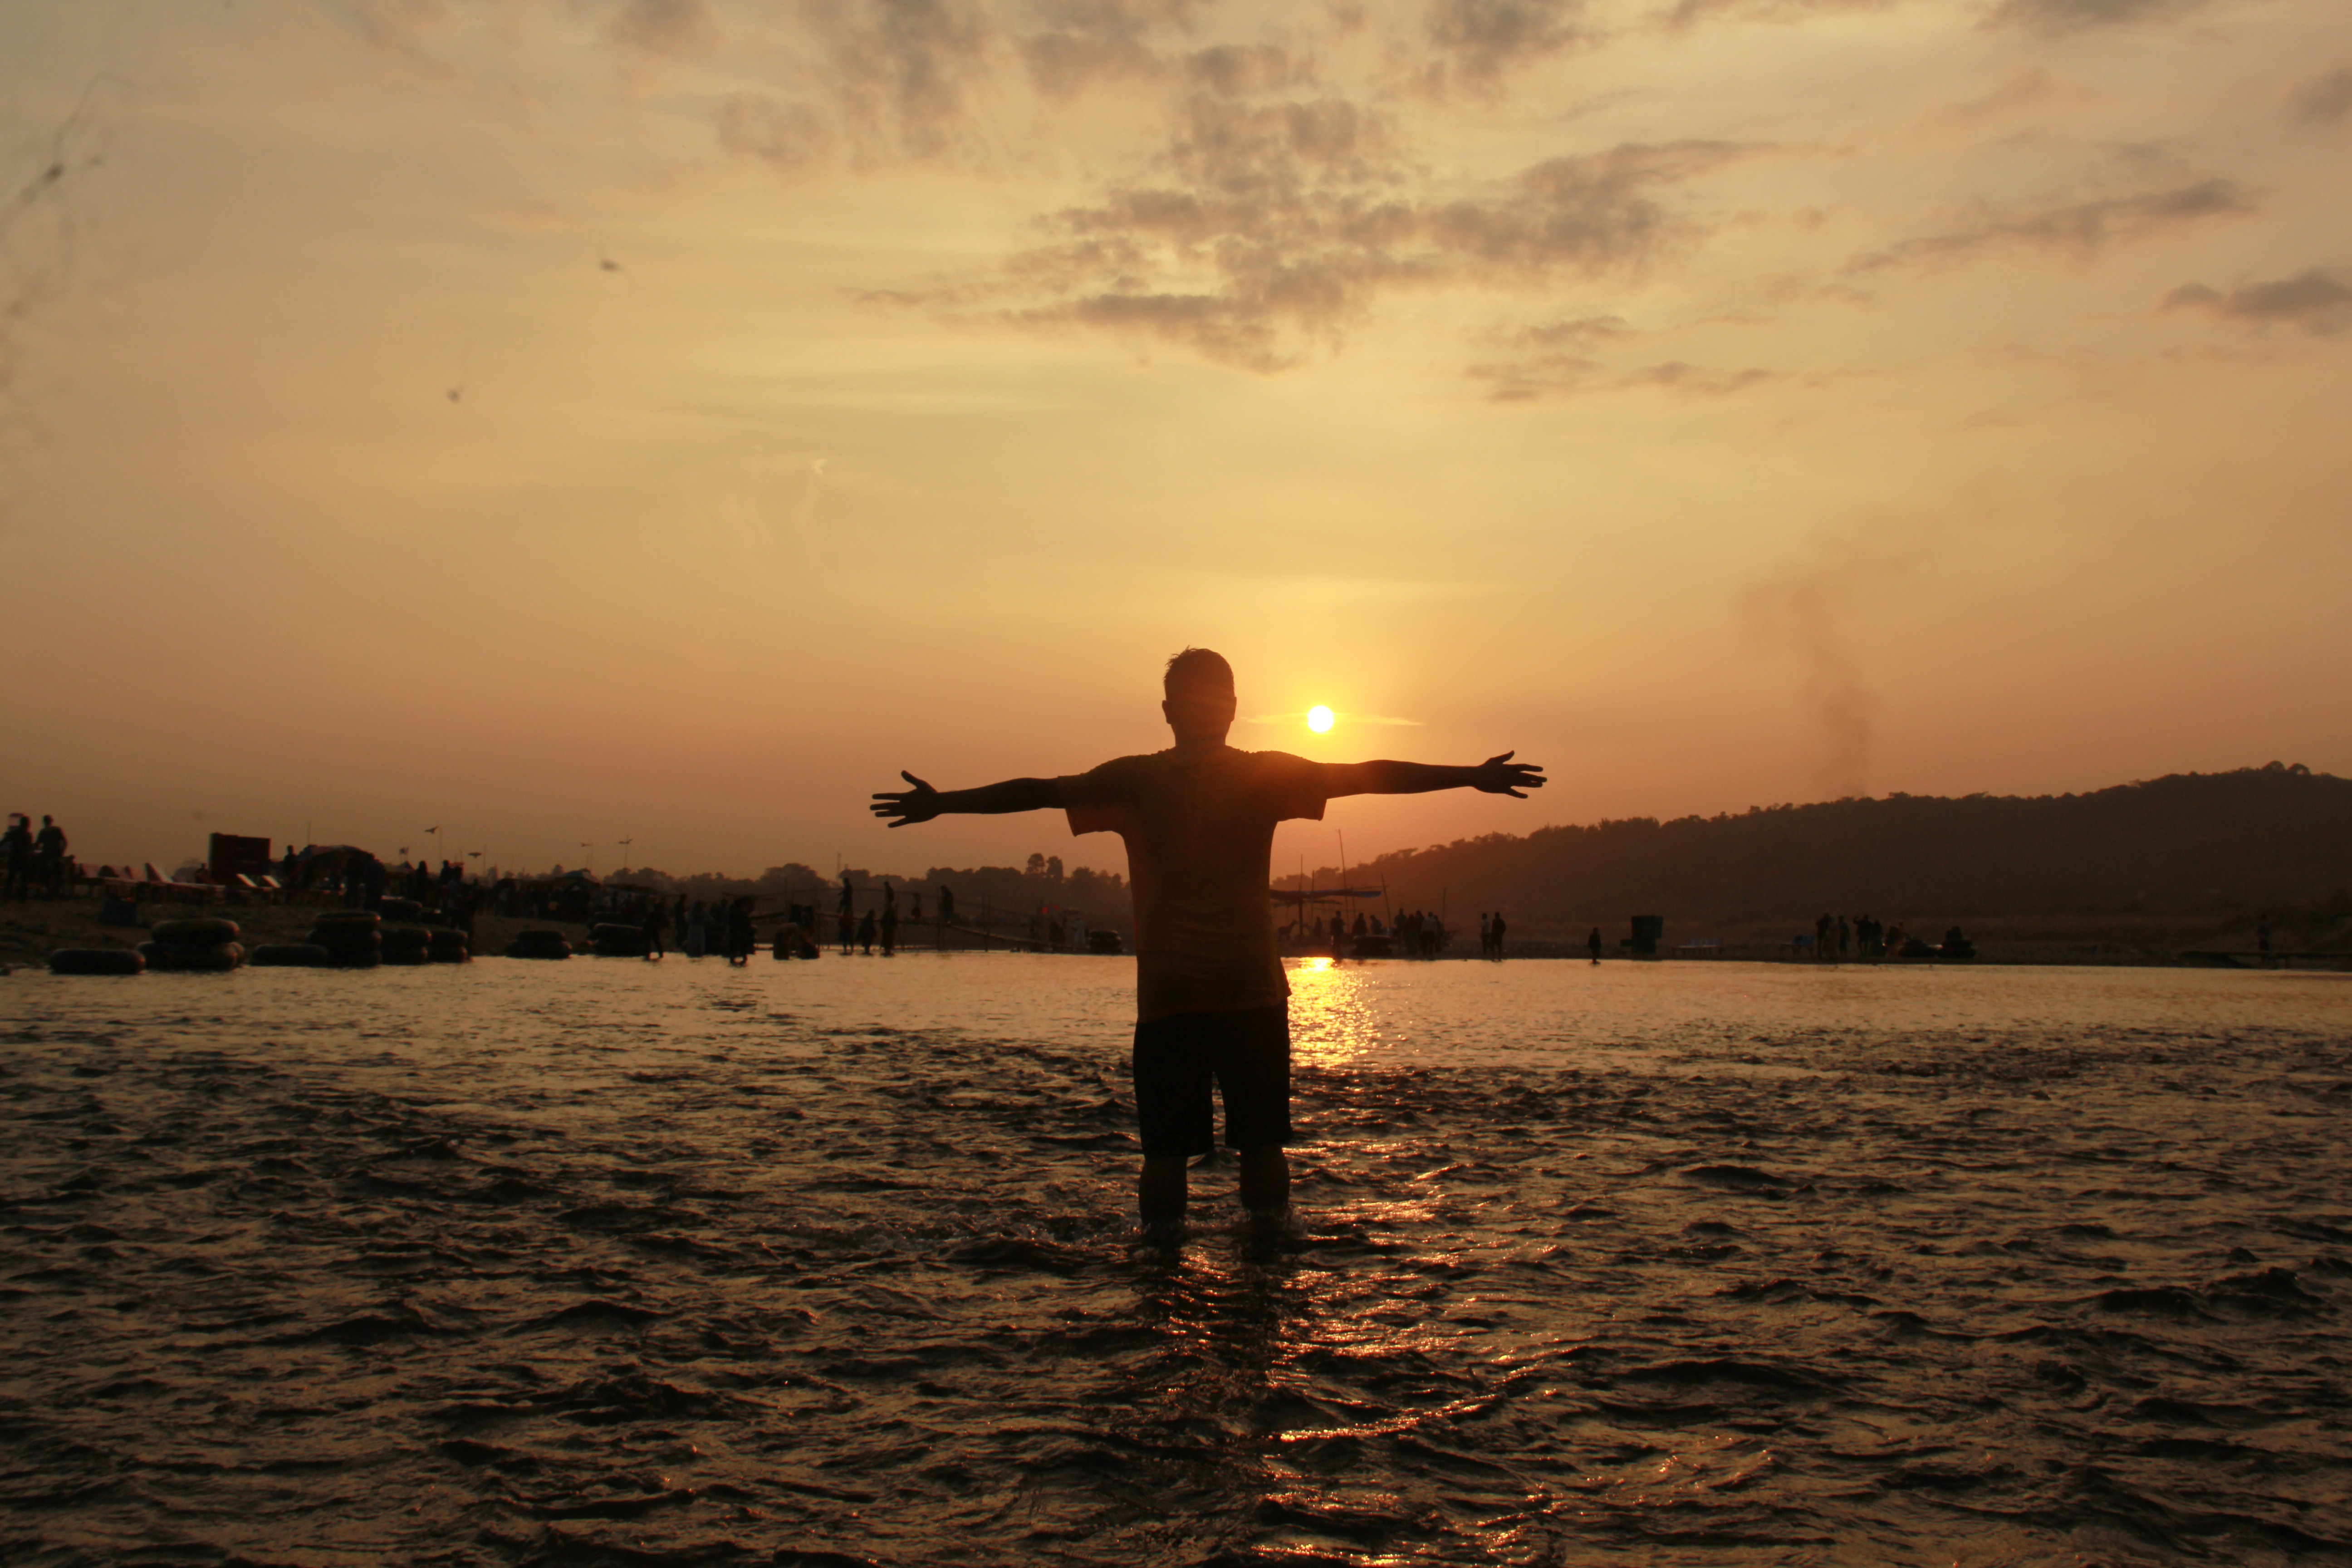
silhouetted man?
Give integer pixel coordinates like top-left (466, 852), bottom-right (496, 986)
top-left (871, 647), bottom-right (1544, 1231)
top-left (34, 814), bottom-right (68, 899)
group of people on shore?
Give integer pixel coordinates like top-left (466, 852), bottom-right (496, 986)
top-left (1811, 912), bottom-right (1973, 960)
top-left (1307, 908), bottom-right (1456, 958)
top-left (2, 814), bottom-right (70, 900)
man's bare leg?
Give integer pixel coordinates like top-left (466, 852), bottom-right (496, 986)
top-left (1139, 1155), bottom-right (1188, 1226)
top-left (1238, 1146), bottom-right (1289, 1218)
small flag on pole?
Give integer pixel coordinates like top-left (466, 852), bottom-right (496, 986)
top-left (425, 825), bottom-right (440, 834)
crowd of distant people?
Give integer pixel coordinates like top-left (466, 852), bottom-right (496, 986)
top-left (1304, 908), bottom-right (1458, 958)
top-left (1811, 912), bottom-right (1973, 960)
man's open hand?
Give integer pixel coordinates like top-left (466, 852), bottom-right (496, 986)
top-left (1472, 752), bottom-right (1545, 798)
top-left (869, 771), bottom-right (941, 828)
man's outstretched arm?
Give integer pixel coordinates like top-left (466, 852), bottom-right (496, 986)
top-left (869, 771), bottom-right (1063, 828)
top-left (1322, 752), bottom-right (1545, 799)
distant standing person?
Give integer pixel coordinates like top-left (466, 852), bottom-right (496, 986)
top-left (725, 898), bottom-right (754, 965)
top-left (33, 815), bottom-right (67, 897)
top-left (1488, 911), bottom-right (1507, 959)
top-left (870, 647), bottom-right (1545, 1231)
top-left (1587, 926), bottom-right (1602, 964)
top-left (3, 814), bottom-right (29, 901)
top-left (643, 899), bottom-right (667, 958)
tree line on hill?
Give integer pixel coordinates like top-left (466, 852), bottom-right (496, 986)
top-left (1277, 763), bottom-right (2350, 941)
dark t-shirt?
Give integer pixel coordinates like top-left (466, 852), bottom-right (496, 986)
top-left (1059, 746), bottom-right (1328, 1022)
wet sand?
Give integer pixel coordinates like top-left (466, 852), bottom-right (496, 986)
top-left (3, 957), bottom-right (2347, 1565)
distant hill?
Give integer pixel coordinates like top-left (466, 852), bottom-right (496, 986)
top-left (1294, 764), bottom-right (2352, 939)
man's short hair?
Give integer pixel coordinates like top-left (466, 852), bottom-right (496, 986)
top-left (1164, 647), bottom-right (1235, 696)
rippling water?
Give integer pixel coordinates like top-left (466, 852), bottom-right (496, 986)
top-left (4, 955), bottom-right (2348, 1566)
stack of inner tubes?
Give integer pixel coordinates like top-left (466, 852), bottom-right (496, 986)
top-left (381, 926), bottom-right (434, 965)
top-left (48, 947), bottom-right (146, 975)
top-left (427, 928), bottom-right (471, 963)
top-left (506, 928), bottom-right (573, 960)
top-left (588, 922), bottom-right (649, 958)
top-left (379, 897), bottom-right (426, 923)
top-left (309, 911), bottom-right (384, 968)
top-left (139, 917), bottom-right (246, 972)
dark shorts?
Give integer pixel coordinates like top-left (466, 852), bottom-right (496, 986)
top-left (1132, 1004), bottom-right (1291, 1158)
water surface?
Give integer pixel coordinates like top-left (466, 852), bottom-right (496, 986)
top-left (4, 956), bottom-right (2347, 1565)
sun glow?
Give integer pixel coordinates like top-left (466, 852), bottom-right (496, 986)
top-left (1307, 705), bottom-right (1334, 733)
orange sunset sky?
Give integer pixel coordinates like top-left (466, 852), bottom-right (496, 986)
top-left (3, 0), bottom-right (2347, 881)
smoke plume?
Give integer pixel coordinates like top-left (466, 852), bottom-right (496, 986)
top-left (1739, 534), bottom-right (1907, 799)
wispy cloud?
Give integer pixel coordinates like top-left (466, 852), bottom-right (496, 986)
top-left (607, 0), bottom-right (724, 58)
top-left (1417, 0), bottom-right (1597, 94)
top-left (894, 101), bottom-right (1753, 369)
top-left (2287, 65), bottom-right (2352, 129)
top-left (2164, 268), bottom-right (2352, 334)
top-left (1988, 0), bottom-right (2210, 33)
top-left (1657, 0), bottom-right (1894, 31)
top-left (1847, 178), bottom-right (2254, 274)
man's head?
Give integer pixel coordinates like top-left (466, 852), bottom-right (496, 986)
top-left (1162, 647), bottom-right (1236, 744)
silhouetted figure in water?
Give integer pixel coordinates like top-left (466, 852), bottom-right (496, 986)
top-left (836, 906), bottom-right (855, 954)
top-left (725, 899), bottom-right (755, 965)
top-left (881, 901), bottom-right (899, 956)
top-left (643, 900), bottom-right (667, 958)
top-left (686, 900), bottom-right (709, 958)
top-left (857, 908), bottom-right (878, 955)
top-left (1488, 911), bottom-right (1507, 958)
top-left (1588, 926), bottom-right (1602, 964)
top-left (871, 646), bottom-right (1544, 1231)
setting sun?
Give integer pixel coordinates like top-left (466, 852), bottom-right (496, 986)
top-left (1307, 706), bottom-right (1334, 733)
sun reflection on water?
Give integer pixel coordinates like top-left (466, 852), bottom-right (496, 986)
top-left (1286, 957), bottom-right (1383, 1066)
